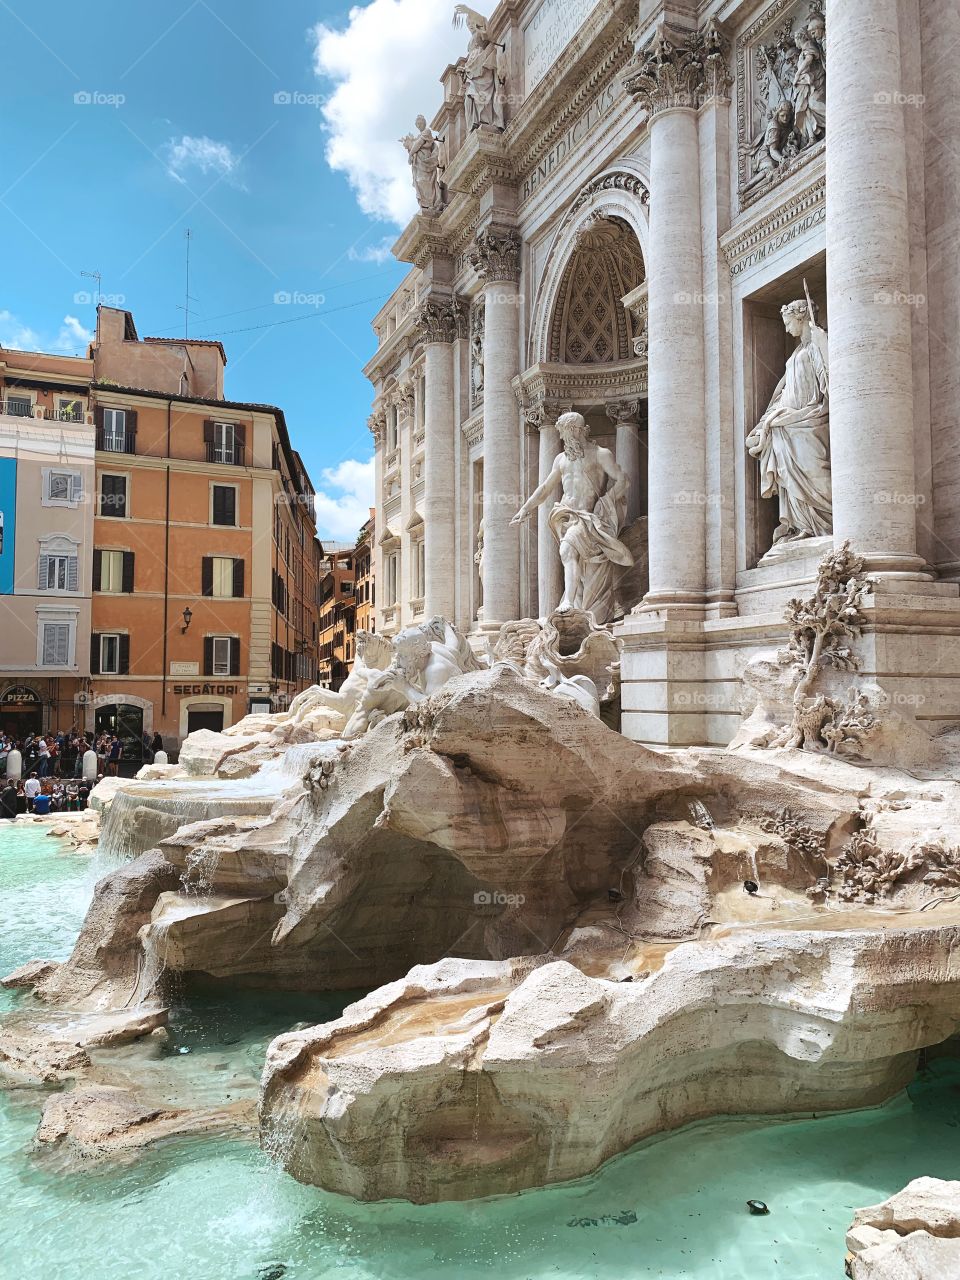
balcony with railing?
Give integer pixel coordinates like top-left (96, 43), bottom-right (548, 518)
top-left (0, 397), bottom-right (34, 419)
top-left (96, 427), bottom-right (135, 454)
top-left (205, 441), bottom-right (245, 466)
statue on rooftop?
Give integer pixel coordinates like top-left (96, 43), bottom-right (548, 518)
top-left (453, 5), bottom-right (507, 132)
top-left (401, 115), bottom-right (445, 216)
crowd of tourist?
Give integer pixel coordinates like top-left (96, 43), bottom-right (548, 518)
top-left (0, 728), bottom-right (165, 820)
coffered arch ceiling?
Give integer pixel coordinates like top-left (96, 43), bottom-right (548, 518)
top-left (548, 217), bottom-right (645, 364)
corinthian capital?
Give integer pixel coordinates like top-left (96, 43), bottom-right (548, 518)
top-left (367, 410), bottom-right (386, 446)
top-left (624, 19), bottom-right (731, 115)
top-left (414, 296), bottom-right (464, 344)
top-left (606, 400), bottom-right (641, 426)
top-left (470, 226), bottom-right (521, 284)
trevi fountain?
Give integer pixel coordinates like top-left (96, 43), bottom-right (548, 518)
top-left (4, 0), bottom-right (960, 1276)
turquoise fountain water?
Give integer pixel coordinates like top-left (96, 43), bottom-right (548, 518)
top-left (2, 821), bottom-right (959, 1280)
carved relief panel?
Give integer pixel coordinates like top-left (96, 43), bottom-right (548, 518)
top-left (737, 0), bottom-right (826, 206)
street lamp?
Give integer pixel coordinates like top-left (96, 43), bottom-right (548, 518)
top-left (181, 606), bottom-right (193, 635)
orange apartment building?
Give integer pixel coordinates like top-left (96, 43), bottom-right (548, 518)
top-left (317, 542), bottom-right (356, 691)
top-left (355, 511), bottom-right (375, 637)
top-left (0, 306), bottom-right (321, 755)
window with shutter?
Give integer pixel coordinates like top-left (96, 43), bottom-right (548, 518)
top-left (43, 469), bottom-right (83, 507)
top-left (41, 623), bottom-right (70, 667)
top-left (100, 633), bottom-right (120, 675)
top-left (99, 550), bottom-right (124, 592)
top-left (212, 636), bottom-right (232, 676)
top-left (212, 556), bottom-right (234, 598)
top-left (212, 485), bottom-right (236, 526)
top-left (100, 474), bottom-right (127, 518)
top-left (101, 409), bottom-right (127, 452)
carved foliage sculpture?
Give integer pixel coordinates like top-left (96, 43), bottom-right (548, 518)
top-left (770, 542), bottom-right (875, 755)
top-left (819, 827), bottom-right (960, 905)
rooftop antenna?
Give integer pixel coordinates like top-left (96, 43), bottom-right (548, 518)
top-left (80, 269), bottom-right (102, 305)
top-left (80, 270), bottom-right (103, 340)
top-left (176, 228), bottom-right (198, 338)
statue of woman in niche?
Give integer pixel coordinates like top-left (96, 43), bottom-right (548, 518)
top-left (453, 5), bottom-right (507, 132)
top-left (401, 116), bottom-right (444, 216)
top-left (746, 284), bottom-right (832, 546)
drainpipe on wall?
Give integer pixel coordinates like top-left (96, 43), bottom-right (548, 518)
top-left (160, 398), bottom-right (172, 720)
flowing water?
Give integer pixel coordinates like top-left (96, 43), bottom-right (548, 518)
top-left (2, 820), bottom-right (960, 1280)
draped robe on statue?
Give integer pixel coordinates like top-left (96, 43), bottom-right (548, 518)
top-left (548, 489), bottom-right (634, 621)
top-left (746, 338), bottom-right (832, 540)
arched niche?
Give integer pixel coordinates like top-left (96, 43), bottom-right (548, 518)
top-left (529, 165), bottom-right (651, 367)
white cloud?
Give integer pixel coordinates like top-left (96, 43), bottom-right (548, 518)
top-left (348, 235), bottom-right (398, 265)
top-left (53, 315), bottom-right (93, 353)
top-left (0, 310), bottom-right (92, 355)
top-left (312, 0), bottom-right (495, 226)
top-left (0, 310), bottom-right (41, 351)
top-left (164, 134), bottom-right (242, 187)
top-left (314, 456), bottom-right (375, 543)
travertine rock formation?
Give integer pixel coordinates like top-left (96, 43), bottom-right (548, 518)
top-left (847, 1178), bottom-right (960, 1278)
top-left (261, 923), bottom-right (960, 1202)
top-left (6, 658), bottom-right (960, 1205)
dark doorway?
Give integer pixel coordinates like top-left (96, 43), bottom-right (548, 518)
top-left (187, 708), bottom-right (224, 735)
top-left (95, 703), bottom-right (145, 763)
top-left (0, 685), bottom-right (43, 739)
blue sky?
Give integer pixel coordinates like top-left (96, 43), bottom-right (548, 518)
top-left (0, 0), bottom-right (458, 539)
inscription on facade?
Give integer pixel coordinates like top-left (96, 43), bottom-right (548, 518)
top-left (520, 80), bottom-right (620, 203)
top-left (728, 209), bottom-right (825, 277)
top-left (523, 0), bottom-right (602, 95)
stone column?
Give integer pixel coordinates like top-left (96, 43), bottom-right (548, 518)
top-left (626, 25), bottom-right (708, 610)
top-left (415, 297), bottom-right (461, 618)
top-left (607, 400), bottom-right (643, 525)
top-left (529, 404), bottom-right (563, 616)
top-left (367, 409), bottom-right (386, 630)
top-left (826, 0), bottom-right (926, 577)
top-left (471, 227), bottom-right (522, 630)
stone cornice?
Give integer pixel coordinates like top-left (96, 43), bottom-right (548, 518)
top-left (720, 168), bottom-right (825, 277)
top-left (392, 215), bottom-right (452, 271)
top-left (516, 358), bottom-right (648, 407)
top-left (461, 410), bottom-right (483, 448)
top-left (444, 126), bottom-right (518, 201)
